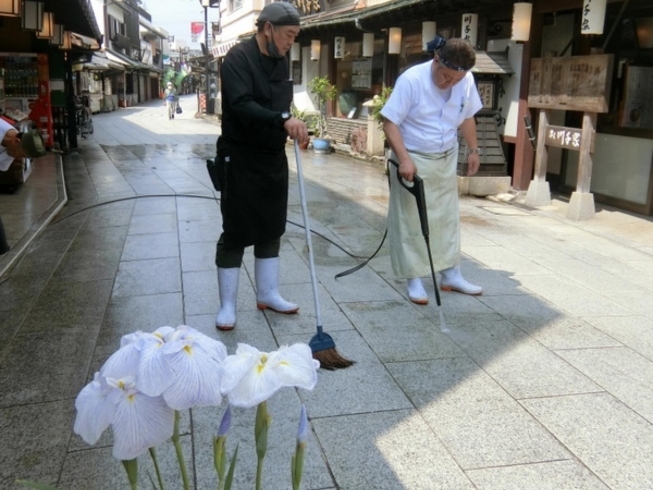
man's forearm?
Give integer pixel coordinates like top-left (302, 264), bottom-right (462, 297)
top-left (460, 117), bottom-right (478, 150)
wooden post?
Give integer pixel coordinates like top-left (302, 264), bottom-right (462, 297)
top-left (534, 109), bottom-right (550, 181)
top-left (567, 112), bottom-right (597, 220)
top-left (577, 112), bottom-right (596, 193)
top-left (525, 109), bottom-right (552, 206)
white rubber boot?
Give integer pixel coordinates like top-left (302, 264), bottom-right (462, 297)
top-left (440, 265), bottom-right (483, 295)
top-left (215, 267), bottom-right (240, 331)
top-left (255, 257), bottom-right (299, 314)
top-left (407, 277), bottom-right (429, 305)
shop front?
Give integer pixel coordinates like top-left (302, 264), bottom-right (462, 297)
top-left (0, 0), bottom-right (102, 157)
top-left (296, 0), bottom-right (522, 168)
top-left (525, 0), bottom-right (653, 216)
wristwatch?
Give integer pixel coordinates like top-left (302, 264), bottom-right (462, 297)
top-left (279, 111), bottom-right (291, 128)
top-left (468, 147), bottom-right (481, 154)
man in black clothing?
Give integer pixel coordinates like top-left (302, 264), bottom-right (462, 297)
top-left (215, 1), bottom-right (308, 331)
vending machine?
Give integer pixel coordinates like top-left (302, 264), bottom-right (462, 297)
top-left (0, 52), bottom-right (53, 146)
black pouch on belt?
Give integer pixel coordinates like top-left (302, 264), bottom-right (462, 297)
top-left (207, 136), bottom-right (224, 192)
top-left (0, 216), bottom-right (10, 255)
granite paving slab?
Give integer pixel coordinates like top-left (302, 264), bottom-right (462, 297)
top-left (582, 315), bottom-right (653, 360)
top-left (557, 346), bottom-right (653, 423)
top-left (522, 392), bottom-right (653, 490)
top-left (466, 460), bottom-right (610, 490)
top-left (340, 300), bottom-right (467, 362)
top-left (388, 357), bottom-right (570, 469)
top-left (312, 409), bottom-right (476, 490)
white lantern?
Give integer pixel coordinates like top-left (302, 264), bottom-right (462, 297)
top-left (0, 0), bottom-right (20, 17)
top-left (461, 13), bottom-right (478, 47)
top-left (61, 30), bottom-right (72, 50)
top-left (511, 3), bottom-right (532, 42)
top-left (36, 11), bottom-right (54, 39)
top-left (362, 33), bottom-right (374, 57)
top-left (334, 36), bottom-right (345, 59)
top-left (21, 0), bottom-right (44, 31)
top-left (388, 27), bottom-right (402, 55)
top-left (581, 0), bottom-right (607, 35)
top-left (422, 21), bottom-right (436, 51)
top-left (310, 39), bottom-right (320, 61)
top-left (291, 43), bottom-right (300, 61)
top-left (49, 23), bottom-right (64, 46)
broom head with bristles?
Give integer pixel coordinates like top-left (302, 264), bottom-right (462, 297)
top-left (310, 329), bottom-right (355, 370)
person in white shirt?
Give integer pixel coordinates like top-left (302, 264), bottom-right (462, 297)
top-left (163, 81), bottom-right (178, 120)
top-left (1, 118), bottom-right (47, 253)
top-left (381, 36), bottom-right (483, 303)
top-left (0, 118), bottom-right (26, 172)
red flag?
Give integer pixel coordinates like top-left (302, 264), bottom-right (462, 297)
top-left (191, 22), bottom-right (204, 35)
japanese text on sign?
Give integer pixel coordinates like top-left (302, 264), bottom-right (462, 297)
top-left (477, 82), bottom-right (494, 109)
top-left (544, 125), bottom-right (584, 151)
top-left (582, 0), bottom-right (592, 31)
top-left (461, 13), bottom-right (477, 46)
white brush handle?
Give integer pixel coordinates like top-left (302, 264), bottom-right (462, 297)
top-left (294, 140), bottom-right (322, 326)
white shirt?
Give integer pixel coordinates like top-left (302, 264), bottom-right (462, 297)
top-left (0, 118), bottom-right (17, 172)
top-left (381, 60), bottom-right (483, 154)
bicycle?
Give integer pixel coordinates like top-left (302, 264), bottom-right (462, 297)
top-left (74, 95), bottom-right (94, 138)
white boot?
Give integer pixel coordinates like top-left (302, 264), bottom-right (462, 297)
top-left (440, 265), bottom-right (482, 295)
top-left (407, 278), bottom-right (429, 305)
top-left (255, 257), bottom-right (299, 314)
top-left (215, 267), bottom-right (240, 331)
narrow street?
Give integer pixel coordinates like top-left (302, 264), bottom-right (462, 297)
top-left (2, 94), bottom-right (653, 490)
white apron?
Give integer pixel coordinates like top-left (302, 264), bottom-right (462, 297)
top-left (387, 147), bottom-right (460, 278)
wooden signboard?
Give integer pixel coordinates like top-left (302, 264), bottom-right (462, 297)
top-left (544, 124), bottom-right (593, 151)
top-left (528, 54), bottom-right (614, 113)
top-left (351, 58), bottom-right (372, 89)
top-left (404, 33), bottom-right (423, 56)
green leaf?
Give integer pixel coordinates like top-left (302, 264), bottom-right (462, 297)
top-left (223, 444), bottom-right (239, 490)
top-left (15, 480), bottom-right (62, 490)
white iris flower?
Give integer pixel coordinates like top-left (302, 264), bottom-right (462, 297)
top-left (158, 325), bottom-right (228, 410)
top-left (74, 325), bottom-right (228, 462)
top-left (101, 325), bottom-right (227, 410)
top-left (221, 343), bottom-right (320, 408)
top-left (74, 373), bottom-right (174, 461)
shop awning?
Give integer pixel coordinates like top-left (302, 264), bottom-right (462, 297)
top-left (78, 54), bottom-right (112, 71)
top-left (211, 39), bottom-right (239, 58)
top-left (472, 51), bottom-right (514, 76)
top-left (299, 3), bottom-right (361, 30)
top-left (72, 33), bottom-right (101, 50)
top-left (106, 50), bottom-right (140, 70)
top-left (44, 0), bottom-right (102, 42)
top-left (299, 0), bottom-right (435, 30)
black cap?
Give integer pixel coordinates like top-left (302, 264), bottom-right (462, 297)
top-left (256, 2), bottom-right (300, 26)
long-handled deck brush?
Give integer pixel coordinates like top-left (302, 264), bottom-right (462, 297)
top-left (294, 141), bottom-right (355, 370)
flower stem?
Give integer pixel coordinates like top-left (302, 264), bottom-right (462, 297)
top-left (172, 410), bottom-right (190, 490)
top-left (149, 447), bottom-right (165, 490)
top-left (122, 459), bottom-right (138, 490)
top-left (254, 402), bottom-right (271, 490)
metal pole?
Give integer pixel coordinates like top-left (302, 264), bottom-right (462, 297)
top-left (204, 5), bottom-right (212, 114)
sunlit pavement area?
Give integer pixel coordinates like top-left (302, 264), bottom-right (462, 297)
top-left (2, 93), bottom-right (653, 489)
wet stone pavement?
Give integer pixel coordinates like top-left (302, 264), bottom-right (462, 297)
top-left (2, 94), bottom-right (653, 489)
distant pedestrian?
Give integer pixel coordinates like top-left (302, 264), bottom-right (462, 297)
top-left (381, 36), bottom-right (483, 304)
top-left (214, 1), bottom-right (308, 330)
top-left (164, 82), bottom-right (178, 120)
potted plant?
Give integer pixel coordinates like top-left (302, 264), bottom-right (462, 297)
top-left (291, 104), bottom-right (312, 150)
top-left (371, 86), bottom-right (393, 131)
top-left (307, 76), bottom-right (337, 154)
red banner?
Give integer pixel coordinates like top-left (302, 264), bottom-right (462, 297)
top-left (191, 22), bottom-right (204, 35)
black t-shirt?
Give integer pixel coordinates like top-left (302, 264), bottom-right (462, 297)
top-left (220, 36), bottom-right (293, 151)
